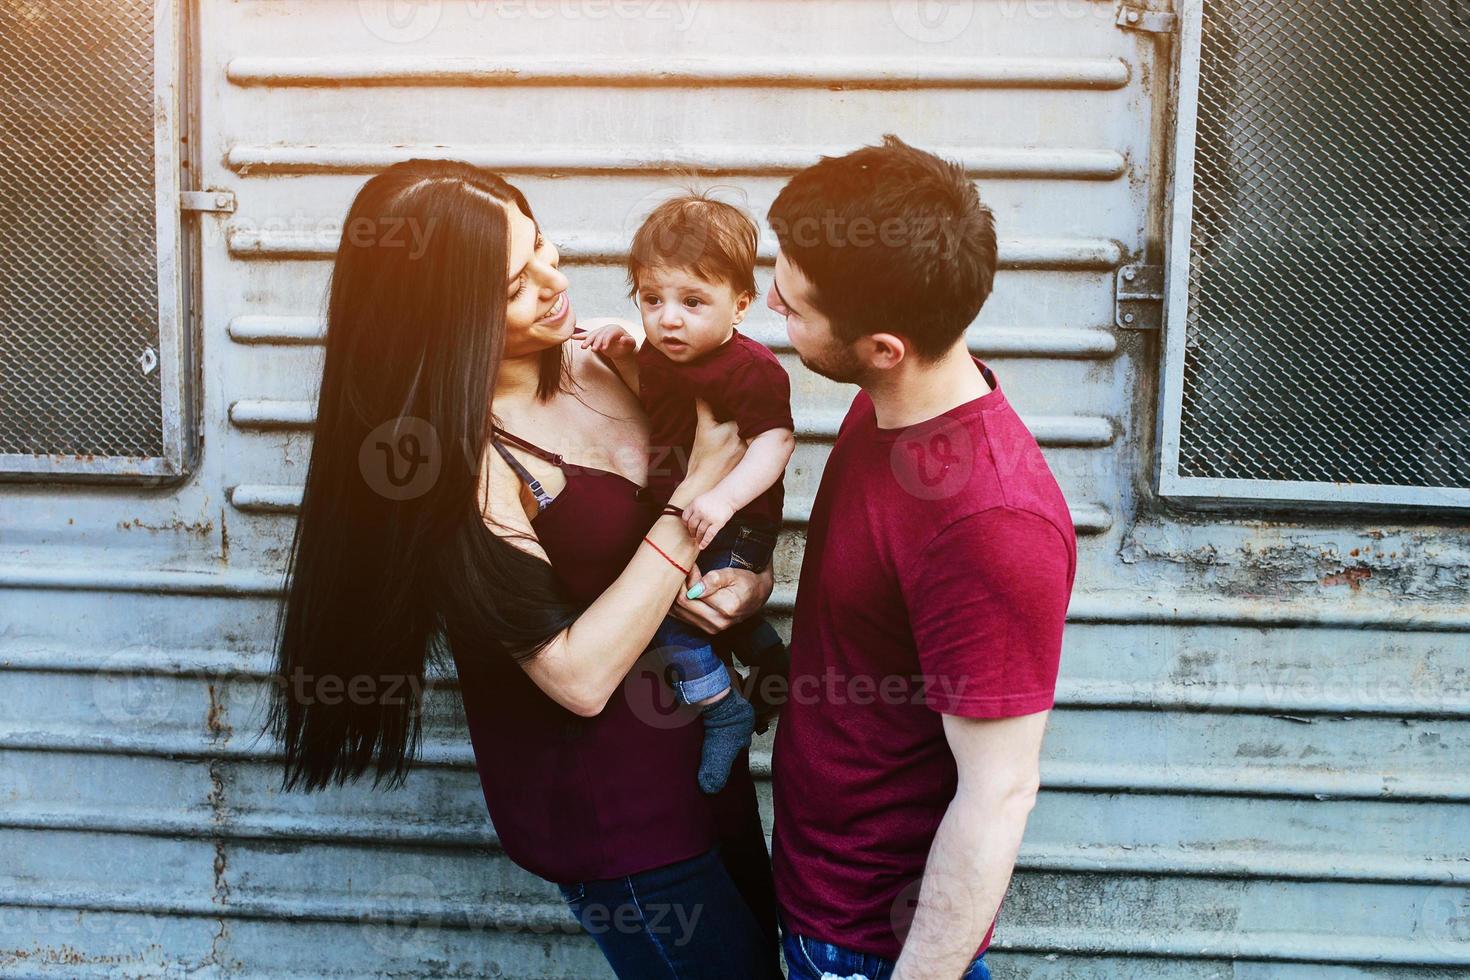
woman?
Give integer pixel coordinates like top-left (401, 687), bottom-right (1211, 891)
top-left (267, 159), bottom-right (781, 979)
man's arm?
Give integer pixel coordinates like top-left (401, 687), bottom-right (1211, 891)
top-left (891, 710), bottom-right (1048, 980)
top-left (670, 562), bottom-right (775, 634)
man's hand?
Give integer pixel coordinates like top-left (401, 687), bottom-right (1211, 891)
top-left (579, 323), bottom-right (637, 357)
top-left (670, 563), bottom-right (774, 635)
top-left (684, 492), bottom-right (735, 551)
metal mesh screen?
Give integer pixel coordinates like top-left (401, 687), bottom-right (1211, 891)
top-left (0, 0), bottom-right (163, 459)
top-left (1180, 0), bottom-right (1470, 490)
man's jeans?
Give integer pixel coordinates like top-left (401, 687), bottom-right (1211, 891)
top-left (780, 916), bottom-right (992, 980)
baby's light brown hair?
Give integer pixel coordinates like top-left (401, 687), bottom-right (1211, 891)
top-left (627, 192), bottom-right (759, 299)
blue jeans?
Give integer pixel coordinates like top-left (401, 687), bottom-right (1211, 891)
top-left (557, 846), bottom-right (781, 980)
top-left (780, 916), bottom-right (992, 980)
top-left (651, 518), bottom-right (781, 704)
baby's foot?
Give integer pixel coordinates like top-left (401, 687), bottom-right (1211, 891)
top-left (697, 687), bottom-right (755, 794)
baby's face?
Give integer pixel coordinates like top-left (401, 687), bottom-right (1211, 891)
top-left (635, 266), bottom-right (751, 363)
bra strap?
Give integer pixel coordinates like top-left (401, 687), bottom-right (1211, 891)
top-left (492, 426), bottom-right (564, 465)
top-left (490, 438), bottom-right (555, 511)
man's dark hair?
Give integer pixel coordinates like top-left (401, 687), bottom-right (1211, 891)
top-left (767, 134), bottom-right (997, 360)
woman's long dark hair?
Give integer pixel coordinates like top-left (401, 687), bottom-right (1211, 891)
top-left (266, 159), bottom-right (580, 792)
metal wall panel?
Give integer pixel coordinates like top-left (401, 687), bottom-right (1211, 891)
top-left (0, 1), bottom-right (1466, 976)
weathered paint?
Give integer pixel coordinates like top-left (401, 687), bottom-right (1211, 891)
top-left (1, 1), bottom-right (1466, 977)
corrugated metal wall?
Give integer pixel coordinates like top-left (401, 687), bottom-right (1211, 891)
top-left (2, 1), bottom-right (1467, 976)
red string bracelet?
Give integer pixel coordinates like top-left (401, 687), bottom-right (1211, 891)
top-left (642, 536), bottom-right (690, 577)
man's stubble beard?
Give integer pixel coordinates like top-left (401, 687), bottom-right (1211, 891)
top-left (797, 339), bottom-right (868, 386)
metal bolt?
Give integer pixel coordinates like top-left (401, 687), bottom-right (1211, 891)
top-left (215, 194), bottom-right (230, 208)
top-left (1124, 313), bottom-right (1137, 324)
top-left (1127, 9), bottom-right (1140, 23)
top-left (1124, 269), bottom-right (1137, 281)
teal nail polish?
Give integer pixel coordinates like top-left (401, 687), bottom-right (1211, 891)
top-left (686, 583), bottom-right (705, 600)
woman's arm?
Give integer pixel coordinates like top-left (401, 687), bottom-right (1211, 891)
top-left (484, 399), bottom-right (742, 717)
top-left (520, 511), bottom-right (699, 717)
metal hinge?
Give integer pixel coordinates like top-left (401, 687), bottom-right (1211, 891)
top-left (1116, 2), bottom-right (1178, 35)
top-left (180, 189), bottom-right (236, 214)
top-left (1116, 264), bottom-right (1164, 330)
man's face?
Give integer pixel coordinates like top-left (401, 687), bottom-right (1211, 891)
top-left (768, 251), bottom-right (866, 384)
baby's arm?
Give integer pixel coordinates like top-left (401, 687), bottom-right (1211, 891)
top-left (578, 317), bottom-right (644, 363)
top-left (685, 427), bottom-right (796, 549)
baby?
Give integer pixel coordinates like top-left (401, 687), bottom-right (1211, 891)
top-left (582, 194), bottom-right (795, 794)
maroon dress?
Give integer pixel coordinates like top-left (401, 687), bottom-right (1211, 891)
top-left (450, 422), bottom-right (777, 942)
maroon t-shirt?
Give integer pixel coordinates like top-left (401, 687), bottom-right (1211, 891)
top-left (637, 329), bottom-right (794, 526)
top-left (771, 359), bottom-right (1076, 960)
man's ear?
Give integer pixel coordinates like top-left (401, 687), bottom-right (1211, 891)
top-left (863, 332), bottom-right (909, 370)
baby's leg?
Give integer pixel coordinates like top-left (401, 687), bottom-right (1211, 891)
top-left (652, 616), bottom-right (732, 705)
top-left (723, 614), bottom-right (785, 667)
top-left (703, 520), bottom-right (788, 732)
top-left (650, 616), bottom-right (755, 795)
top-left (696, 689), bottom-right (755, 794)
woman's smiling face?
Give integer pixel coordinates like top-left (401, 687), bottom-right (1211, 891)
top-left (502, 203), bottom-right (575, 358)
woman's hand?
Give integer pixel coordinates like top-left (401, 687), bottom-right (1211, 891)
top-left (670, 398), bottom-right (743, 507)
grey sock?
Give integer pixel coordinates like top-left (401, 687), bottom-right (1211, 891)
top-left (697, 688), bottom-right (755, 795)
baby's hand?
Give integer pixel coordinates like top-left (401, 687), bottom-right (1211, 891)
top-left (684, 492), bottom-right (735, 551)
top-left (579, 323), bottom-right (637, 357)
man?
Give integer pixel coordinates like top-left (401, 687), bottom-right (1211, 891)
top-left (767, 135), bottom-right (1076, 980)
